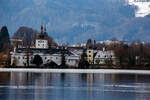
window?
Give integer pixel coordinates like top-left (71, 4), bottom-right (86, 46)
top-left (89, 55), bottom-right (91, 57)
top-left (45, 57), bottom-right (47, 59)
top-left (89, 51), bottom-right (91, 53)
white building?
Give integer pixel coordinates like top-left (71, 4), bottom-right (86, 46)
top-left (94, 49), bottom-right (116, 65)
top-left (36, 40), bottom-right (48, 49)
top-left (35, 26), bottom-right (49, 49)
top-left (10, 26), bottom-right (79, 67)
top-left (10, 48), bottom-right (79, 67)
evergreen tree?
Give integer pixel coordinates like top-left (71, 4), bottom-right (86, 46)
top-left (60, 47), bottom-right (66, 68)
top-left (0, 26), bottom-right (10, 52)
top-left (78, 49), bottom-right (89, 69)
top-left (46, 61), bottom-right (58, 68)
top-left (33, 55), bottom-right (43, 67)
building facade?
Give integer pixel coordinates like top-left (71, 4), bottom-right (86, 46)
top-left (94, 50), bottom-right (116, 65)
top-left (10, 26), bottom-right (80, 67)
top-left (10, 49), bottom-right (79, 67)
top-left (86, 49), bottom-right (94, 64)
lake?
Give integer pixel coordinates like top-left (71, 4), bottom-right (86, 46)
top-left (0, 71), bottom-right (150, 100)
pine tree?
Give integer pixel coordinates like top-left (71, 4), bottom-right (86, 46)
top-left (33, 55), bottom-right (43, 67)
top-left (78, 49), bottom-right (89, 69)
top-left (60, 47), bottom-right (66, 68)
top-left (0, 26), bottom-right (10, 52)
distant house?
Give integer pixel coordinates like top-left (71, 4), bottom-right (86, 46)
top-left (97, 40), bottom-right (128, 46)
top-left (94, 49), bottom-right (116, 65)
top-left (10, 26), bottom-right (79, 67)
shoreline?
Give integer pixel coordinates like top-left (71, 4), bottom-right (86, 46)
top-left (0, 68), bottom-right (150, 74)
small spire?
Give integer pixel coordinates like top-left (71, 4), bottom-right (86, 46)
top-left (44, 24), bottom-right (46, 32)
top-left (40, 25), bottom-right (43, 34)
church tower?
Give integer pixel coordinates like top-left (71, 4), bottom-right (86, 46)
top-left (35, 25), bottom-right (49, 49)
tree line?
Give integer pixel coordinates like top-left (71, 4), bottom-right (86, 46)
top-left (113, 42), bottom-right (150, 68)
top-left (86, 38), bottom-right (150, 68)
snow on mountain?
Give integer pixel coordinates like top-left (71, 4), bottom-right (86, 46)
top-left (128, 0), bottom-right (150, 17)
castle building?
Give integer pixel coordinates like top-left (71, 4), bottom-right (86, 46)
top-left (10, 26), bottom-right (79, 67)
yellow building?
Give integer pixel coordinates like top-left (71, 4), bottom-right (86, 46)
top-left (86, 49), bottom-right (94, 64)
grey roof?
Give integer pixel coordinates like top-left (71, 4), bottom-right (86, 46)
top-left (15, 48), bottom-right (76, 56)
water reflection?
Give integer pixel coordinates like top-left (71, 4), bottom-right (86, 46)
top-left (0, 72), bottom-right (150, 100)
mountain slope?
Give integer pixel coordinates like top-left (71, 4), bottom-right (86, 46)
top-left (0, 0), bottom-right (150, 44)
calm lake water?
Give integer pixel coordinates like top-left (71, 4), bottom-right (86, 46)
top-left (0, 72), bottom-right (149, 100)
